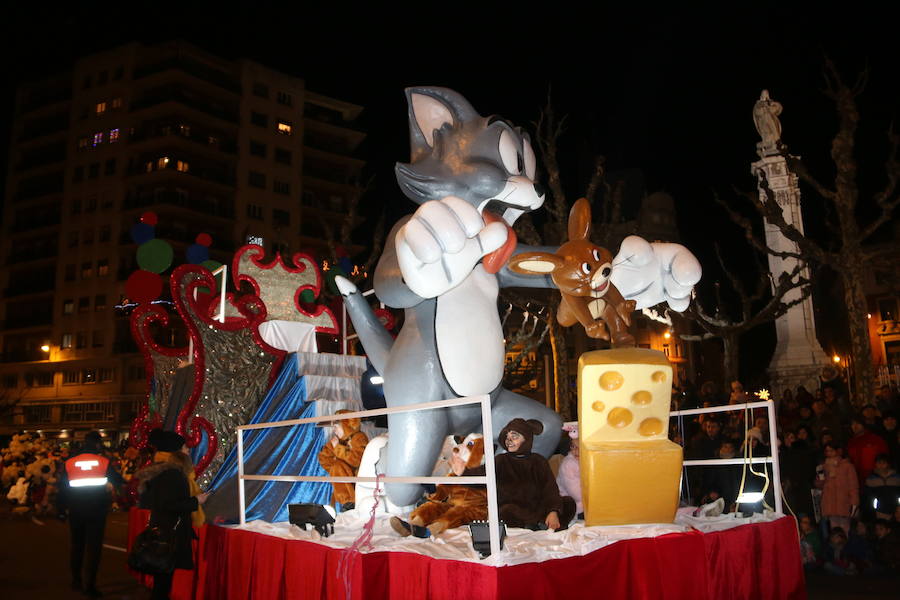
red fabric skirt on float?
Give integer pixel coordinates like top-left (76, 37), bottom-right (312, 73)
top-left (127, 508), bottom-right (806, 600)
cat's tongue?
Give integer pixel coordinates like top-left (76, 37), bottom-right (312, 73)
top-left (481, 210), bottom-right (517, 274)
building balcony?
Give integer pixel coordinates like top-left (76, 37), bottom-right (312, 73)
top-left (134, 56), bottom-right (242, 95)
top-left (3, 278), bottom-right (56, 298)
top-left (17, 114), bottom-right (70, 143)
top-left (0, 349), bottom-right (47, 363)
top-left (131, 89), bottom-right (239, 125)
top-left (124, 189), bottom-right (234, 218)
top-left (126, 162), bottom-right (236, 191)
top-left (10, 214), bottom-right (61, 233)
top-left (129, 128), bottom-right (238, 156)
top-left (6, 247), bottom-right (58, 266)
top-left (0, 314), bottom-right (53, 331)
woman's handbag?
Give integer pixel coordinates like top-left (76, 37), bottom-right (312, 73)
top-left (127, 517), bottom-right (181, 574)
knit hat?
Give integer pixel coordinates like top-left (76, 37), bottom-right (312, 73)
top-left (148, 429), bottom-right (186, 452)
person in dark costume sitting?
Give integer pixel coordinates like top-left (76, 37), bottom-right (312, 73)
top-left (495, 418), bottom-right (576, 531)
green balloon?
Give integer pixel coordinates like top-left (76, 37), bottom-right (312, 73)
top-left (300, 289), bottom-right (316, 303)
top-left (136, 239), bottom-right (174, 274)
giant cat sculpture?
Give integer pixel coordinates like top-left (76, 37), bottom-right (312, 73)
top-left (336, 87), bottom-right (701, 506)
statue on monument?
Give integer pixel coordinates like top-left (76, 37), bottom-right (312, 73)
top-left (753, 89), bottom-right (786, 158)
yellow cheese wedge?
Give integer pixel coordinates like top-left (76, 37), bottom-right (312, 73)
top-left (580, 439), bottom-right (683, 525)
top-left (577, 348), bottom-right (683, 525)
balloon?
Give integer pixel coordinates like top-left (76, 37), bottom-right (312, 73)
top-left (186, 244), bottom-right (209, 265)
top-left (196, 233), bottom-right (212, 247)
top-left (136, 239), bottom-right (174, 274)
top-left (125, 270), bottom-right (163, 304)
top-left (130, 223), bottom-right (154, 244)
top-left (140, 211), bottom-right (158, 226)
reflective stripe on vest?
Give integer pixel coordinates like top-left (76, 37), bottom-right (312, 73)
top-left (66, 453), bottom-right (110, 488)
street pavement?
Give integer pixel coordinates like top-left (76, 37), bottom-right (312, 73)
top-left (0, 501), bottom-right (145, 598)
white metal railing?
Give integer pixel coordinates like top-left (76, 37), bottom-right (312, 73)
top-left (235, 394), bottom-right (503, 558)
top-left (670, 400), bottom-right (783, 514)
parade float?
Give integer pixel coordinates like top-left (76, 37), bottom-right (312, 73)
top-left (126, 88), bottom-right (805, 600)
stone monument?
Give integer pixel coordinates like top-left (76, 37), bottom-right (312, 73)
top-left (751, 90), bottom-right (829, 395)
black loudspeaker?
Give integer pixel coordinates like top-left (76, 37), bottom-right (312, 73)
top-left (467, 520), bottom-right (507, 557)
top-left (288, 503), bottom-right (335, 537)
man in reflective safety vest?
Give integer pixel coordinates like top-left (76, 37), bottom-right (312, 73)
top-left (58, 431), bottom-right (124, 598)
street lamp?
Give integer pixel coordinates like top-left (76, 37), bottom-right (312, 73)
top-left (40, 344), bottom-right (50, 353)
top-left (832, 355), bottom-right (841, 364)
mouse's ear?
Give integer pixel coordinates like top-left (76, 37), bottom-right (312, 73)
top-left (525, 419), bottom-right (544, 436)
top-left (405, 87), bottom-right (479, 161)
top-left (507, 252), bottom-right (565, 275)
top-left (568, 198), bottom-right (592, 241)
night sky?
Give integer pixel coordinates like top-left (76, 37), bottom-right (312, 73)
top-left (2, 6), bottom-right (898, 382)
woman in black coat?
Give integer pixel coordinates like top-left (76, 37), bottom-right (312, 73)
top-left (137, 430), bottom-right (208, 600)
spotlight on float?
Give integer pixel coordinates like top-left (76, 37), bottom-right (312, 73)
top-left (288, 503), bottom-right (336, 537)
top-left (370, 375), bottom-right (384, 385)
top-left (467, 520), bottom-right (507, 558)
top-left (832, 355), bottom-right (841, 364)
top-left (735, 492), bottom-right (764, 504)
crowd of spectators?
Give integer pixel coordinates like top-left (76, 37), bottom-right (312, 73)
top-left (1, 432), bottom-right (146, 516)
top-left (672, 379), bottom-right (900, 576)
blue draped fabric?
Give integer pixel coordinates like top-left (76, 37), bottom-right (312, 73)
top-left (203, 355), bottom-right (333, 523)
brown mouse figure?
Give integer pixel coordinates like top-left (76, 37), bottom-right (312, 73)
top-left (508, 198), bottom-right (636, 347)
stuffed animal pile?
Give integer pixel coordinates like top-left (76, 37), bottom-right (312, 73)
top-left (407, 433), bottom-right (488, 535)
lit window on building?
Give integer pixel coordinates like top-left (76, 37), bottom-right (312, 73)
top-left (277, 120), bottom-right (293, 135)
top-left (157, 156), bottom-right (170, 170)
top-left (95, 101), bottom-right (106, 115)
top-left (109, 128), bottom-right (119, 143)
top-left (61, 333), bottom-right (73, 349)
top-left (97, 260), bottom-right (109, 277)
top-left (111, 97), bottom-right (123, 110)
top-left (62, 299), bottom-right (74, 315)
top-left (81, 261), bottom-right (93, 279)
top-left (77, 137), bottom-right (91, 151)
top-left (83, 368), bottom-right (97, 384)
top-left (176, 160), bottom-right (189, 173)
top-left (145, 161), bottom-right (154, 173)
top-left (92, 132), bottom-right (104, 146)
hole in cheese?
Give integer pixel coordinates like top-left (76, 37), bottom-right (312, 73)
top-left (631, 390), bottom-right (653, 405)
top-left (651, 370), bottom-right (667, 383)
top-left (607, 407), bottom-right (633, 428)
top-left (599, 371), bottom-right (624, 391)
top-left (592, 401), bottom-right (606, 412)
top-left (639, 417), bottom-right (664, 436)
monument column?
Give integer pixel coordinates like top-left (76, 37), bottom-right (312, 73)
top-left (750, 90), bottom-right (829, 394)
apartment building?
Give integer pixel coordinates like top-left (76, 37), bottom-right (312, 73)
top-left (0, 41), bottom-right (365, 440)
